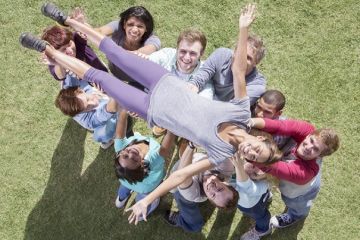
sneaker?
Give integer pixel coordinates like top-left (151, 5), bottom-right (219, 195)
top-left (115, 195), bottom-right (131, 209)
top-left (19, 33), bottom-right (48, 52)
top-left (41, 3), bottom-right (68, 26)
top-left (163, 210), bottom-right (179, 227)
top-left (100, 139), bottom-right (114, 149)
top-left (152, 126), bottom-right (166, 137)
top-left (240, 227), bottom-right (272, 240)
top-left (270, 213), bottom-right (297, 228)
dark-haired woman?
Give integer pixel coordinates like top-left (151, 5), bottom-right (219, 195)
top-left (113, 110), bottom-right (174, 219)
top-left (97, 6), bottom-right (161, 90)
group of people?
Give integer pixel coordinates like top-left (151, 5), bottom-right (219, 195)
top-left (20, 3), bottom-right (340, 240)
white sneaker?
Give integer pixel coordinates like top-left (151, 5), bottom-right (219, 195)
top-left (100, 139), bottom-right (114, 149)
top-left (115, 195), bottom-right (130, 208)
top-left (240, 227), bottom-right (272, 240)
top-left (270, 213), bottom-right (297, 228)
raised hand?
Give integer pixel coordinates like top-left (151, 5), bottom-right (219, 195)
top-left (239, 3), bottom-right (256, 28)
top-left (70, 7), bottom-right (86, 23)
top-left (230, 150), bottom-right (245, 169)
top-left (125, 199), bottom-right (149, 225)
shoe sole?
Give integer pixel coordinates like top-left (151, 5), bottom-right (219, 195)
top-left (41, 3), bottom-right (68, 26)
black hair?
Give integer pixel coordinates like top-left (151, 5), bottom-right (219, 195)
top-left (113, 140), bottom-right (150, 183)
top-left (119, 6), bottom-right (154, 45)
top-left (114, 154), bottom-right (149, 184)
top-left (260, 89), bottom-right (286, 112)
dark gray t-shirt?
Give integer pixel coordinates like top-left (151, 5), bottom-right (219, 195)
top-left (147, 74), bottom-right (250, 165)
top-left (188, 48), bottom-right (266, 106)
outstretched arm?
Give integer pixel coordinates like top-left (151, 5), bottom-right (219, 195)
top-left (125, 158), bottom-right (213, 224)
top-left (115, 109), bottom-right (128, 139)
top-left (233, 4), bottom-right (256, 99)
top-left (230, 151), bottom-right (249, 183)
top-left (251, 118), bottom-right (315, 143)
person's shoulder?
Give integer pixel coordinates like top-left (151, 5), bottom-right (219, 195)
top-left (213, 47), bottom-right (233, 56)
top-left (208, 48), bottom-right (233, 64)
top-left (152, 47), bottom-right (176, 56)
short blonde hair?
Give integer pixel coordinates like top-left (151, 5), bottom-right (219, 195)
top-left (177, 29), bottom-right (207, 55)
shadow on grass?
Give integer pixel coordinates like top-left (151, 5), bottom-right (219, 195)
top-left (228, 213), bottom-right (305, 240)
top-left (268, 218), bottom-right (305, 240)
top-left (23, 119), bottom-right (209, 240)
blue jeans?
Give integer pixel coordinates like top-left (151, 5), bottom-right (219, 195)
top-left (237, 191), bottom-right (271, 233)
top-left (173, 190), bottom-right (204, 232)
top-left (117, 184), bottom-right (159, 216)
top-left (282, 185), bottom-right (320, 220)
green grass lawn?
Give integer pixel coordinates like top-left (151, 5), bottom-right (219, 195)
top-left (1, 0), bottom-right (359, 239)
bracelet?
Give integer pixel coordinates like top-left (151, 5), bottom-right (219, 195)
top-left (188, 142), bottom-right (195, 149)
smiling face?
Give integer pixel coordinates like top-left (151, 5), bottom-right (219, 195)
top-left (254, 98), bottom-right (281, 119)
top-left (297, 135), bottom-right (326, 160)
top-left (237, 138), bottom-right (271, 163)
top-left (123, 17), bottom-right (146, 44)
top-left (202, 175), bottom-right (234, 208)
top-left (117, 144), bottom-right (144, 170)
top-left (76, 90), bottom-right (100, 112)
top-left (176, 39), bottom-right (203, 74)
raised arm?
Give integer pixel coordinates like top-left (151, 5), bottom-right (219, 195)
top-left (233, 4), bottom-right (256, 99)
top-left (253, 159), bottom-right (319, 185)
top-left (158, 131), bottom-right (176, 158)
top-left (230, 150), bottom-right (249, 182)
top-left (115, 109), bottom-right (128, 139)
top-left (125, 158), bottom-right (213, 224)
top-left (251, 118), bottom-right (315, 143)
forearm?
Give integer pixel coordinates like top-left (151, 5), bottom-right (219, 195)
top-left (178, 146), bottom-right (194, 170)
top-left (234, 27), bottom-right (248, 74)
top-left (105, 98), bottom-right (118, 113)
top-left (232, 27), bottom-right (249, 99)
top-left (115, 110), bottom-right (128, 138)
top-left (234, 163), bottom-right (249, 182)
top-left (159, 131), bottom-right (176, 158)
top-left (178, 146), bottom-right (195, 188)
top-left (254, 160), bottom-right (318, 185)
top-left (251, 118), bottom-right (265, 129)
top-left (137, 44), bottom-right (158, 55)
top-left (142, 159), bottom-right (213, 206)
top-left (260, 118), bottom-right (315, 142)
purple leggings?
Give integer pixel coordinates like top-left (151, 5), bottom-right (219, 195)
top-left (84, 37), bottom-right (169, 119)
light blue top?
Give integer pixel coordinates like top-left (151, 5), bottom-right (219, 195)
top-left (149, 47), bottom-right (214, 99)
top-left (235, 178), bottom-right (269, 208)
top-left (64, 75), bottom-right (117, 143)
top-left (114, 133), bottom-right (165, 193)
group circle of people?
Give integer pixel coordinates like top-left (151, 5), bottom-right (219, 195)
top-left (20, 3), bottom-right (340, 240)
